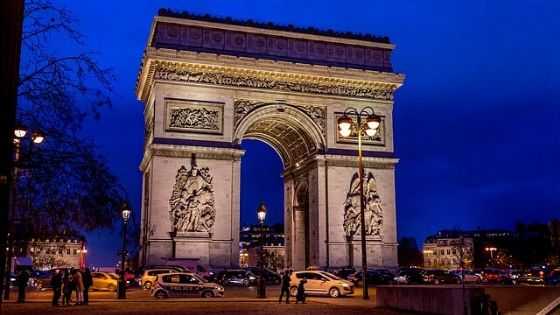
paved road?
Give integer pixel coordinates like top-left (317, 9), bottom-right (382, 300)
top-left (1, 285), bottom-right (377, 301)
top-left (0, 285), bottom-right (389, 315)
top-left (1, 301), bottom-right (411, 315)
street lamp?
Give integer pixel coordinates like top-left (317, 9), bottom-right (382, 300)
top-left (118, 203), bottom-right (131, 299)
top-left (4, 125), bottom-right (45, 300)
top-left (256, 202), bottom-right (267, 298)
top-left (485, 246), bottom-right (497, 265)
top-left (337, 107), bottom-right (381, 300)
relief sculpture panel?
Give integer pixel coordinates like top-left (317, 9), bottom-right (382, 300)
top-left (165, 99), bottom-right (224, 134)
top-left (343, 172), bottom-right (384, 239)
top-left (169, 156), bottom-right (216, 233)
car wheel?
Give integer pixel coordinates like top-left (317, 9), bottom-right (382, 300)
top-left (329, 287), bottom-right (340, 298)
top-left (107, 284), bottom-right (116, 291)
top-left (154, 290), bottom-right (168, 299)
top-left (242, 279), bottom-right (249, 287)
top-left (290, 286), bottom-right (298, 297)
top-left (143, 282), bottom-right (152, 290)
top-left (202, 291), bottom-right (214, 298)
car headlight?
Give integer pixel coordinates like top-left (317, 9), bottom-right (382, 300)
top-left (249, 276), bottom-right (256, 280)
top-left (218, 286), bottom-right (224, 291)
top-left (342, 283), bottom-right (350, 288)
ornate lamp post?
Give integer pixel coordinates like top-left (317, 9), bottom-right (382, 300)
top-left (4, 125), bottom-right (44, 300)
top-left (118, 203), bottom-right (131, 299)
top-left (256, 202), bottom-right (267, 298)
top-left (337, 107), bottom-right (381, 300)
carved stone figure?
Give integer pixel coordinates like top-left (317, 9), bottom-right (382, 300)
top-left (343, 172), bottom-right (383, 239)
top-left (169, 155), bottom-right (216, 233)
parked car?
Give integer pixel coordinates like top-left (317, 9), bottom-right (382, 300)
top-left (91, 272), bottom-right (119, 291)
top-left (545, 270), bottom-right (560, 286)
top-left (348, 269), bottom-right (394, 286)
top-left (244, 267), bottom-right (281, 284)
top-left (517, 270), bottom-right (545, 285)
top-left (140, 268), bottom-right (180, 289)
top-left (480, 269), bottom-right (511, 284)
top-left (216, 269), bottom-right (257, 286)
top-left (393, 268), bottom-right (425, 285)
top-left (289, 270), bottom-right (354, 298)
top-left (151, 272), bottom-right (224, 298)
top-left (423, 270), bottom-right (461, 284)
top-left (333, 267), bottom-right (356, 280)
top-left (450, 270), bottom-right (481, 283)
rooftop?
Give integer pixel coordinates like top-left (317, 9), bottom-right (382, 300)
top-left (158, 8), bottom-right (391, 44)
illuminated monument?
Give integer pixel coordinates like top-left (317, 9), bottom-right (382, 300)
top-left (136, 10), bottom-right (404, 270)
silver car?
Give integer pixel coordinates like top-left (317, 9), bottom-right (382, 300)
top-left (151, 272), bottom-right (224, 298)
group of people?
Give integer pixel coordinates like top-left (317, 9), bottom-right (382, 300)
top-left (278, 270), bottom-right (306, 304)
top-left (50, 268), bottom-right (93, 306)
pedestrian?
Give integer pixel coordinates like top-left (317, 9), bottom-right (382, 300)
top-left (62, 270), bottom-right (73, 306)
top-left (16, 269), bottom-right (29, 303)
top-left (73, 268), bottom-right (84, 305)
top-left (278, 270), bottom-right (291, 304)
top-left (295, 278), bottom-right (306, 304)
top-left (51, 270), bottom-right (63, 306)
top-left (83, 268), bottom-right (93, 305)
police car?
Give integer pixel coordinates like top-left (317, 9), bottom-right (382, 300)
top-left (151, 272), bottom-right (224, 298)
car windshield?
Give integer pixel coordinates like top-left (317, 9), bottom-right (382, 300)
top-left (320, 272), bottom-right (341, 280)
top-left (109, 273), bottom-right (119, 280)
top-left (192, 274), bottom-right (206, 283)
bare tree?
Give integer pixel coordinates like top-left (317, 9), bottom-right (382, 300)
top-left (15, 0), bottom-right (125, 234)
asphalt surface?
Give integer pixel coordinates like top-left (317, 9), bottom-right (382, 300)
top-left (0, 285), bottom-right (394, 315)
top-left (1, 301), bottom-right (411, 315)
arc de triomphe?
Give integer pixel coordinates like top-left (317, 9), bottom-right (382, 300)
top-left (137, 10), bottom-right (404, 270)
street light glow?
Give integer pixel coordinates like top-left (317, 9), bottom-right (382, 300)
top-left (14, 126), bottom-right (27, 139)
top-left (121, 204), bottom-right (131, 223)
top-left (257, 203), bottom-right (267, 224)
top-left (31, 131), bottom-right (45, 144)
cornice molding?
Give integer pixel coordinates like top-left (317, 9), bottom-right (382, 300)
top-left (137, 59), bottom-right (402, 102)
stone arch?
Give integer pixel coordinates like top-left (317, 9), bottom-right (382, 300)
top-left (233, 102), bottom-right (325, 169)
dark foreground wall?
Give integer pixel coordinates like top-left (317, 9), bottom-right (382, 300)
top-left (376, 285), bottom-right (560, 315)
top-left (376, 286), bottom-right (484, 315)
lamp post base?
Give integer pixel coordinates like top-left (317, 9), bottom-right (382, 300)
top-left (256, 277), bottom-right (266, 298)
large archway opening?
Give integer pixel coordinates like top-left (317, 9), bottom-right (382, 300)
top-left (235, 103), bottom-right (325, 270)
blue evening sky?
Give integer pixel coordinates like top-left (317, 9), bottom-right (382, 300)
top-left (45, 0), bottom-right (560, 266)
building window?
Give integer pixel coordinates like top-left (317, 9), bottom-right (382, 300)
top-left (67, 249), bottom-right (70, 255)
top-left (73, 249), bottom-right (78, 255)
top-left (447, 249), bottom-right (451, 255)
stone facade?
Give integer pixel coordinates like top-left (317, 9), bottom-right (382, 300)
top-left (137, 12), bottom-right (404, 270)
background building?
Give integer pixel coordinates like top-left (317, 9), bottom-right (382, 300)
top-left (10, 232), bottom-right (87, 271)
top-left (239, 224), bottom-right (285, 271)
top-left (423, 231), bottom-right (473, 270)
top-left (423, 220), bottom-right (560, 270)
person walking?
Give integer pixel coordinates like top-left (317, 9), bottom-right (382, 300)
top-left (51, 270), bottom-right (63, 306)
top-left (295, 278), bottom-right (306, 304)
top-left (278, 271), bottom-right (291, 304)
top-left (16, 269), bottom-right (29, 303)
top-left (62, 270), bottom-right (72, 306)
top-left (73, 269), bottom-right (84, 305)
top-left (82, 268), bottom-right (93, 305)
